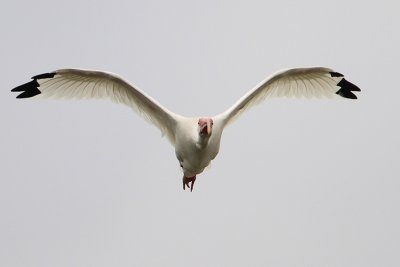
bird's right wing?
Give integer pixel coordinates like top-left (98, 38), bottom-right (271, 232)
top-left (12, 69), bottom-right (180, 144)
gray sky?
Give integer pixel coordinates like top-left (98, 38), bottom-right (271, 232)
top-left (1, 0), bottom-right (399, 266)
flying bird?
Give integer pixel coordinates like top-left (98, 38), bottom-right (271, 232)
top-left (12, 67), bottom-right (360, 191)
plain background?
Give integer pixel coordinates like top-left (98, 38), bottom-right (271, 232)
top-left (1, 0), bottom-right (399, 266)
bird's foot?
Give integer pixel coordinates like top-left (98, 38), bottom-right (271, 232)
top-left (183, 175), bottom-right (196, 192)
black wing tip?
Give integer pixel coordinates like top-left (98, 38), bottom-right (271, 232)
top-left (32, 72), bottom-right (56, 80)
top-left (12, 72), bottom-right (56, 99)
top-left (16, 87), bottom-right (42, 98)
top-left (338, 78), bottom-right (361, 92)
top-left (336, 89), bottom-right (358, 99)
top-left (335, 77), bottom-right (361, 100)
top-left (330, 71), bottom-right (344, 77)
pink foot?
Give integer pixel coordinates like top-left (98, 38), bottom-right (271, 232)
top-left (183, 176), bottom-right (196, 192)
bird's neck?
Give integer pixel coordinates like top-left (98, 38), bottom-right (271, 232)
top-left (196, 134), bottom-right (210, 149)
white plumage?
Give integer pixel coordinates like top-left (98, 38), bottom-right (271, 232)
top-left (12, 67), bottom-right (360, 191)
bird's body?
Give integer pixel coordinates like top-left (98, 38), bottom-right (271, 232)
top-left (12, 67), bottom-right (361, 191)
top-left (175, 117), bottom-right (222, 177)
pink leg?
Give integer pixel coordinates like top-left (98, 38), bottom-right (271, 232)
top-left (183, 176), bottom-right (197, 192)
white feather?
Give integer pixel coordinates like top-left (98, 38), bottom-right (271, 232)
top-left (217, 67), bottom-right (344, 126)
top-left (36, 69), bottom-right (180, 144)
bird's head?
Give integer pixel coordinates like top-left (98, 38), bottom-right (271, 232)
top-left (198, 118), bottom-right (213, 137)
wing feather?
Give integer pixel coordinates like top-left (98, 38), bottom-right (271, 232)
top-left (217, 67), bottom-right (361, 126)
top-left (12, 69), bottom-right (180, 144)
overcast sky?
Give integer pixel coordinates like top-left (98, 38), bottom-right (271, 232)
top-left (1, 0), bottom-right (399, 266)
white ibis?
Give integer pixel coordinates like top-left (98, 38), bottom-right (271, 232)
top-left (12, 67), bottom-right (360, 191)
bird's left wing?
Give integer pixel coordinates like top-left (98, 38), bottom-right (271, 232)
top-left (216, 67), bottom-right (361, 126)
top-left (12, 69), bottom-right (180, 144)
